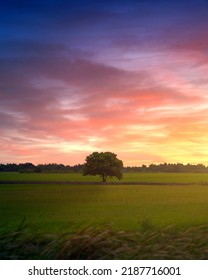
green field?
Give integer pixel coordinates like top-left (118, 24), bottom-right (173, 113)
top-left (2, 171), bottom-right (208, 183)
top-left (1, 172), bottom-right (208, 259)
top-left (1, 172), bottom-right (208, 233)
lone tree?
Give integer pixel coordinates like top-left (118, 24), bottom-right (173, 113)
top-left (83, 151), bottom-right (123, 182)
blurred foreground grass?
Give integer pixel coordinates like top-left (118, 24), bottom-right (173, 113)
top-left (1, 222), bottom-right (208, 259)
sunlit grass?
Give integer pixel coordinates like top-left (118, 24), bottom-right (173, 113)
top-left (1, 173), bottom-right (208, 259)
top-left (1, 184), bottom-right (208, 233)
top-left (1, 172), bottom-right (208, 183)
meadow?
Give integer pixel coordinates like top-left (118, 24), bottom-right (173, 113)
top-left (1, 172), bottom-right (208, 232)
top-left (1, 172), bottom-right (208, 259)
top-left (2, 171), bottom-right (208, 183)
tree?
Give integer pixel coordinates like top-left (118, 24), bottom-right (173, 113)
top-left (83, 151), bottom-right (123, 182)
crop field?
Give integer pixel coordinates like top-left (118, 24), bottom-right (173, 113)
top-left (1, 172), bottom-right (208, 232)
top-left (1, 172), bottom-right (208, 259)
top-left (2, 171), bottom-right (208, 183)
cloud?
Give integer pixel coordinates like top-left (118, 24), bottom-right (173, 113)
top-left (0, 46), bottom-right (206, 165)
top-left (1, 0), bottom-right (208, 165)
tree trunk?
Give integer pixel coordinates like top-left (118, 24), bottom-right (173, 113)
top-left (102, 174), bottom-right (107, 182)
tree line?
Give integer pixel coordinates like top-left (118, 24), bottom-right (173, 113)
top-left (0, 163), bottom-right (84, 173)
top-left (1, 162), bottom-right (208, 173)
top-left (125, 163), bottom-right (208, 173)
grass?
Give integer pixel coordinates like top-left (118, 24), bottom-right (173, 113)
top-left (0, 172), bottom-right (98, 182)
top-left (1, 183), bottom-right (208, 233)
top-left (1, 172), bottom-right (208, 259)
top-left (2, 171), bottom-right (208, 183)
top-left (1, 223), bottom-right (208, 259)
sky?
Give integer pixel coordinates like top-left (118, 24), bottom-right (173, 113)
top-left (1, 0), bottom-right (208, 166)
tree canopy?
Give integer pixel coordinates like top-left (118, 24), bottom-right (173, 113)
top-left (83, 151), bottom-right (123, 182)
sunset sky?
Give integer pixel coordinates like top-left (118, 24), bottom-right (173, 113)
top-left (1, 0), bottom-right (208, 166)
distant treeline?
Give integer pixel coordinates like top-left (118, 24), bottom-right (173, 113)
top-left (0, 163), bottom-right (84, 173)
top-left (1, 162), bottom-right (208, 173)
top-left (125, 163), bottom-right (208, 173)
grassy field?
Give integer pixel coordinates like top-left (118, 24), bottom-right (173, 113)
top-left (0, 173), bottom-right (208, 231)
top-left (2, 171), bottom-right (208, 183)
top-left (1, 172), bottom-right (208, 259)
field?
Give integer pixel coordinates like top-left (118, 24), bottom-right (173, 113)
top-left (1, 172), bottom-right (208, 232)
top-left (1, 172), bottom-right (208, 259)
top-left (2, 171), bottom-right (208, 183)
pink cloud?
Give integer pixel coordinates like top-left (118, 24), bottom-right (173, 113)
top-left (1, 34), bottom-right (208, 165)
